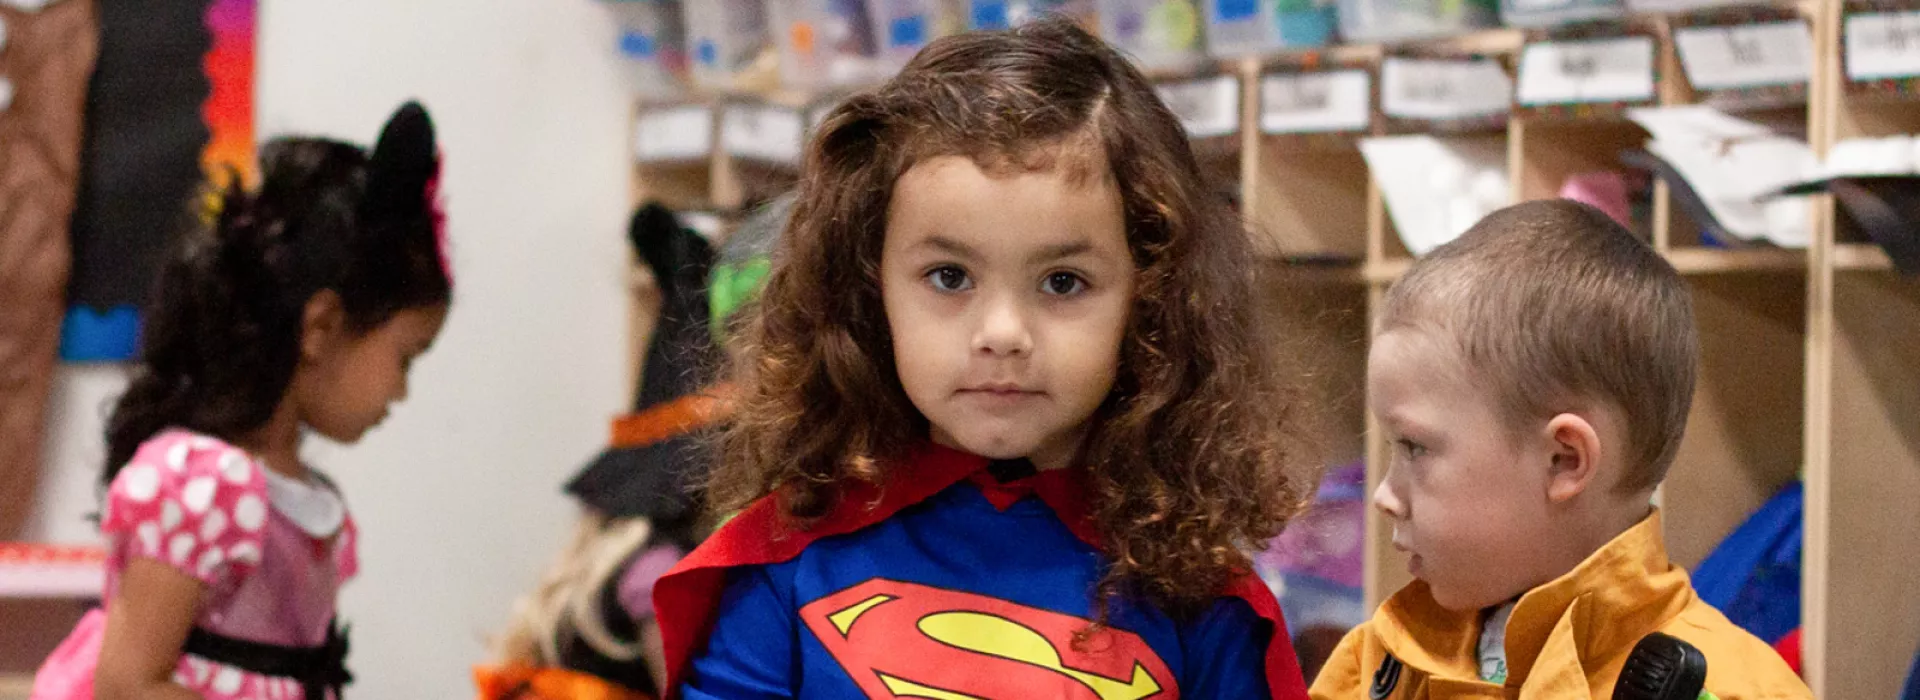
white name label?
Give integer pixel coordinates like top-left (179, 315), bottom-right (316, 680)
top-left (1381, 57), bottom-right (1513, 121)
top-left (1517, 36), bottom-right (1657, 105)
top-left (1157, 75), bottom-right (1241, 139)
top-left (1260, 70), bottom-right (1373, 134)
top-left (722, 103), bottom-right (805, 164)
top-left (1675, 21), bottom-right (1812, 90)
top-left (634, 106), bottom-right (714, 163)
top-left (1846, 11), bottom-right (1920, 81)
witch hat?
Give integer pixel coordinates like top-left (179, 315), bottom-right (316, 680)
top-left (564, 203), bottom-right (720, 538)
top-left (1779, 176), bottom-right (1920, 275)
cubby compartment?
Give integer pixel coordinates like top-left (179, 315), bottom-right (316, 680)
top-left (1249, 136), bottom-right (1372, 261)
top-left (1818, 272), bottom-right (1920, 700)
top-left (1662, 275), bottom-right (1807, 568)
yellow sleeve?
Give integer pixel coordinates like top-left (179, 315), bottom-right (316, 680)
top-left (1309, 626), bottom-right (1371, 700)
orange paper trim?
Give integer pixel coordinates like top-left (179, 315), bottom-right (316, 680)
top-left (0, 543), bottom-right (107, 564)
top-left (473, 664), bottom-right (654, 700)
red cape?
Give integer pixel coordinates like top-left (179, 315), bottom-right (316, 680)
top-left (653, 444), bottom-right (1310, 699)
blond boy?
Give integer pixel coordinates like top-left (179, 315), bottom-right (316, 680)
top-left (1311, 201), bottom-right (1811, 698)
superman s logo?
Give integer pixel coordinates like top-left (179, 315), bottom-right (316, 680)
top-left (798, 578), bottom-right (1177, 700)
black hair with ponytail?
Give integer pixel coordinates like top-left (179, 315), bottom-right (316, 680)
top-left (102, 102), bottom-right (450, 484)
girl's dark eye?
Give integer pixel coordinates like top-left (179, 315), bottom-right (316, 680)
top-left (1041, 272), bottom-right (1087, 296)
top-left (1397, 439), bottom-right (1427, 459)
top-left (927, 266), bottom-right (971, 292)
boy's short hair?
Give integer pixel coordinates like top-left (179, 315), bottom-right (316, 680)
top-left (1378, 200), bottom-right (1697, 492)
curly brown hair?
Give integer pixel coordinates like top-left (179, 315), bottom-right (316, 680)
top-left (708, 17), bottom-right (1315, 616)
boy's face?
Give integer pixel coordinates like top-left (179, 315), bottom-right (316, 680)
top-left (1368, 328), bottom-right (1562, 612)
top-left (879, 155), bottom-right (1133, 472)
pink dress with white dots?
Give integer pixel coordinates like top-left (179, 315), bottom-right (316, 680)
top-left (30, 429), bottom-right (358, 700)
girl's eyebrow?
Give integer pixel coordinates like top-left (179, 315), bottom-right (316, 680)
top-left (1030, 240), bottom-right (1094, 264)
top-left (917, 234), bottom-right (978, 260)
top-left (915, 235), bottom-right (1098, 265)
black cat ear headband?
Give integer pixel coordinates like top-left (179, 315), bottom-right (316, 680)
top-left (363, 100), bottom-right (452, 287)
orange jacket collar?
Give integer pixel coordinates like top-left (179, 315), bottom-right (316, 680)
top-left (1369, 510), bottom-right (1691, 687)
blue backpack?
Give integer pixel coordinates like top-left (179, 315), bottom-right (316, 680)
top-left (1691, 482), bottom-right (1803, 647)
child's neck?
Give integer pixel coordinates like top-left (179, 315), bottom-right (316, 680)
top-left (237, 402), bottom-right (310, 481)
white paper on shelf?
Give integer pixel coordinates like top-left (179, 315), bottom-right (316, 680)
top-left (1517, 36), bottom-right (1657, 106)
top-left (1156, 75), bottom-right (1241, 139)
top-left (1358, 135), bottom-right (1511, 256)
top-left (1627, 105), bottom-right (1816, 247)
top-left (1380, 57), bottom-right (1513, 122)
top-left (633, 105), bottom-right (714, 163)
top-left (722, 103), bottom-right (805, 164)
top-left (1821, 135), bottom-right (1920, 179)
top-left (1674, 21), bottom-right (1812, 91)
top-left (1845, 11), bottom-right (1920, 81)
top-left (1260, 70), bottom-right (1372, 135)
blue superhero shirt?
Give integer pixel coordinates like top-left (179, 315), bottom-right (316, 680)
top-left (679, 465), bottom-right (1273, 699)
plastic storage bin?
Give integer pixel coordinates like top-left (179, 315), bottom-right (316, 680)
top-left (1096, 0), bottom-right (1209, 71)
top-left (1274, 0), bottom-right (1338, 46)
top-left (1203, 0), bottom-right (1335, 55)
top-left (1335, 0), bottom-right (1497, 44)
top-left (871, 0), bottom-right (962, 71)
top-left (1499, 0), bottom-right (1623, 28)
top-left (771, 0), bottom-right (885, 88)
top-left (965, 0), bottom-right (1097, 29)
top-left (684, 0), bottom-right (770, 90)
top-left (605, 0), bottom-right (689, 99)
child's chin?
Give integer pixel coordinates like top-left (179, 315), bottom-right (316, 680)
top-left (1426, 582), bottom-right (1494, 613)
top-left (941, 430), bottom-right (1038, 461)
top-left (310, 422), bottom-right (377, 445)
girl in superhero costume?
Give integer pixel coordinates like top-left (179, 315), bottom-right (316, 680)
top-left (656, 18), bottom-right (1320, 700)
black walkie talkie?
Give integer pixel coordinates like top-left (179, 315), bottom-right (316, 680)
top-left (1613, 632), bottom-right (1708, 700)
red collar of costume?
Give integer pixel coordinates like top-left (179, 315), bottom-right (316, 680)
top-left (652, 442), bottom-right (1308, 699)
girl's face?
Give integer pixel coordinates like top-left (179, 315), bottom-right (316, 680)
top-left (879, 155), bottom-right (1133, 471)
top-left (294, 302), bottom-right (448, 444)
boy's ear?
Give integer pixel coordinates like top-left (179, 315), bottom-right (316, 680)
top-left (1544, 412), bottom-right (1603, 503)
top-left (300, 290), bottom-right (347, 363)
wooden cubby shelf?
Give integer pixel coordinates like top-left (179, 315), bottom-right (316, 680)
top-left (628, 6), bottom-right (1920, 692)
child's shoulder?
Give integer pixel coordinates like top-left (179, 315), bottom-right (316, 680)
top-left (1666, 598), bottom-right (1812, 698)
top-left (108, 429), bottom-right (269, 526)
top-left (103, 429), bottom-right (277, 585)
top-left (121, 429), bottom-right (264, 484)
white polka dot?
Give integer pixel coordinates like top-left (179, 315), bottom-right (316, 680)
top-left (200, 508), bottom-right (228, 541)
top-left (136, 523), bottom-right (161, 557)
top-left (187, 656), bottom-right (210, 683)
top-left (213, 667), bottom-right (242, 694)
top-left (195, 548), bottom-right (225, 578)
top-left (121, 464), bottom-right (160, 503)
top-left (227, 542), bottom-right (262, 566)
top-left (181, 477), bottom-right (216, 514)
top-left (166, 442), bottom-right (191, 471)
top-left (161, 500), bottom-right (182, 532)
top-left (233, 494), bottom-right (266, 532)
top-left (219, 451), bottom-right (252, 484)
top-left (168, 532), bottom-right (197, 564)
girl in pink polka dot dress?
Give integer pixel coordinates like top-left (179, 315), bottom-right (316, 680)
top-left (31, 102), bottom-right (451, 700)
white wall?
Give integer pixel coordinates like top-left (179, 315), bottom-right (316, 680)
top-left (254, 1), bottom-right (633, 695)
